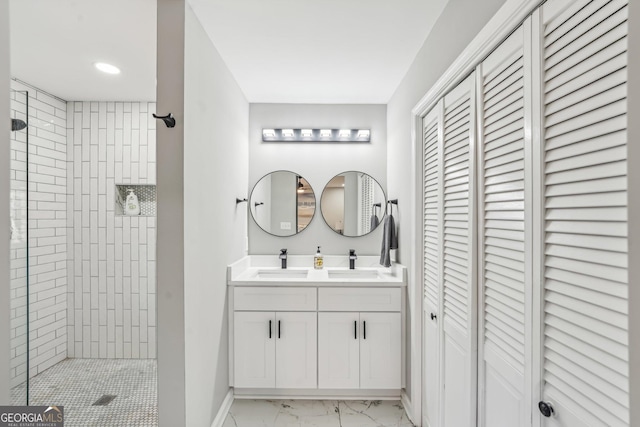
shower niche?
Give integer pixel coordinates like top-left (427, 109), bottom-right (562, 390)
top-left (115, 184), bottom-right (157, 216)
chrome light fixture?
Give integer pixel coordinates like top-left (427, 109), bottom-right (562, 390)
top-left (262, 128), bottom-right (371, 142)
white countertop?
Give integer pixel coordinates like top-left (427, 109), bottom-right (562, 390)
top-left (227, 255), bottom-right (406, 287)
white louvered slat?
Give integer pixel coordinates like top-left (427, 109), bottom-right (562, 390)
top-left (443, 85), bottom-right (471, 334)
top-left (424, 110), bottom-right (440, 309)
top-left (540, 1), bottom-right (629, 426)
top-left (482, 51), bottom-right (526, 372)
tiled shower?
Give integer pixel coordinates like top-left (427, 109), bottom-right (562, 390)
top-left (9, 80), bottom-right (157, 425)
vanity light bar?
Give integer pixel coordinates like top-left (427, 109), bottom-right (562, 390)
top-left (262, 128), bottom-right (371, 142)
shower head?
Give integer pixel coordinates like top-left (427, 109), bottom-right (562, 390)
top-left (11, 118), bottom-right (27, 132)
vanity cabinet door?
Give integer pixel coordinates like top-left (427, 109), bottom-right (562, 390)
top-left (234, 311), bottom-right (276, 388)
top-left (318, 312), bottom-right (360, 389)
top-left (360, 312), bottom-right (402, 389)
top-left (275, 312), bottom-right (317, 389)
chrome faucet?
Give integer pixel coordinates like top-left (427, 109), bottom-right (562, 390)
top-left (279, 249), bottom-right (288, 269)
top-left (349, 249), bottom-right (357, 270)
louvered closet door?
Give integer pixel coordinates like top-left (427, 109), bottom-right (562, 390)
top-left (423, 104), bottom-right (442, 427)
top-left (476, 23), bottom-right (532, 427)
top-left (536, 0), bottom-right (629, 425)
top-left (441, 73), bottom-right (477, 427)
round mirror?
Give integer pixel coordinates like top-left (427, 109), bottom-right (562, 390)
top-left (320, 171), bottom-right (386, 237)
top-left (250, 171), bottom-right (316, 237)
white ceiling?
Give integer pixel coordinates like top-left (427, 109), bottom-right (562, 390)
top-left (9, 0), bottom-right (157, 102)
top-left (189, 0), bottom-right (449, 104)
top-left (9, 0), bottom-right (449, 104)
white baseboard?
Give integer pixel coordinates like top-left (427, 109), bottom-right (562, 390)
top-left (401, 391), bottom-right (418, 426)
top-left (211, 388), bottom-right (234, 427)
top-left (233, 388), bottom-right (401, 400)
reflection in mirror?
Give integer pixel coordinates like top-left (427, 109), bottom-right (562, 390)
top-left (320, 171), bottom-right (386, 237)
top-left (250, 171), bottom-right (316, 237)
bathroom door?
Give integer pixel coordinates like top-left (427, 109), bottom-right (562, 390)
top-left (421, 74), bottom-right (478, 427)
top-left (441, 73), bottom-right (478, 427)
top-left (534, 0), bottom-right (630, 425)
top-left (475, 20), bottom-right (533, 427)
top-left (422, 103), bottom-right (442, 427)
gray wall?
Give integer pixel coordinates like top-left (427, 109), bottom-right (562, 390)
top-left (1, 0), bottom-right (10, 405)
top-left (158, 3), bottom-right (249, 426)
top-left (386, 0), bottom-right (507, 410)
top-left (183, 4), bottom-right (249, 427)
top-left (157, 0), bottom-right (186, 425)
top-left (249, 103), bottom-right (386, 256)
top-left (343, 173), bottom-right (358, 236)
top-left (269, 172), bottom-right (296, 234)
top-left (322, 188), bottom-right (344, 232)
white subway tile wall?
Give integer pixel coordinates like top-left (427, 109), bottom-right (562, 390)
top-left (10, 80), bottom-right (69, 386)
top-left (9, 88), bottom-right (29, 389)
top-left (66, 101), bottom-right (157, 359)
top-left (9, 81), bottom-right (157, 391)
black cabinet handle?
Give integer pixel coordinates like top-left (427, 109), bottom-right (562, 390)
top-left (354, 320), bottom-right (357, 339)
top-left (278, 320), bottom-right (281, 339)
top-left (363, 321), bottom-right (366, 340)
top-left (269, 320), bottom-right (272, 339)
top-left (430, 313), bottom-right (437, 321)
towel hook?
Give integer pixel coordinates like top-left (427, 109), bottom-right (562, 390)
top-left (387, 199), bottom-right (398, 215)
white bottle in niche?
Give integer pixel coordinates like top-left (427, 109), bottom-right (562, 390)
top-left (125, 189), bottom-right (141, 216)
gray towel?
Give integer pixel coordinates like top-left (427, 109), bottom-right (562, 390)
top-left (380, 214), bottom-right (398, 267)
top-left (370, 214), bottom-right (380, 231)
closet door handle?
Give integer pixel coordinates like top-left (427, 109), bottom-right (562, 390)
top-left (269, 320), bottom-right (272, 339)
top-left (363, 321), bottom-right (366, 340)
top-left (278, 320), bottom-right (281, 339)
top-left (430, 313), bottom-right (437, 321)
top-left (538, 401), bottom-right (555, 418)
top-left (354, 321), bottom-right (357, 339)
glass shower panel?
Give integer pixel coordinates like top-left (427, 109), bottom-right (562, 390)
top-left (9, 89), bottom-right (29, 405)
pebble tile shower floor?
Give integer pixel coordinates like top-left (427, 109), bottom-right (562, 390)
top-left (11, 359), bottom-right (157, 427)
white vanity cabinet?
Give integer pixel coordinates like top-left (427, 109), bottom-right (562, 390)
top-left (227, 260), bottom-right (406, 398)
top-left (232, 287), bottom-right (317, 389)
top-left (318, 312), bottom-right (401, 389)
top-left (317, 287), bottom-right (402, 390)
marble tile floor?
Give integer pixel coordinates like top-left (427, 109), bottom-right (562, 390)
top-left (11, 359), bottom-right (157, 427)
top-left (223, 399), bottom-right (415, 427)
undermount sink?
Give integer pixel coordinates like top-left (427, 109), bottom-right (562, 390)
top-left (255, 269), bottom-right (309, 279)
top-left (326, 269), bottom-right (381, 279)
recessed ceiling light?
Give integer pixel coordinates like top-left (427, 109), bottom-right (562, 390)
top-left (320, 129), bottom-right (332, 138)
top-left (282, 129), bottom-right (295, 138)
top-left (338, 129), bottom-right (352, 138)
top-left (94, 62), bottom-right (121, 75)
top-left (301, 129), bottom-right (313, 138)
